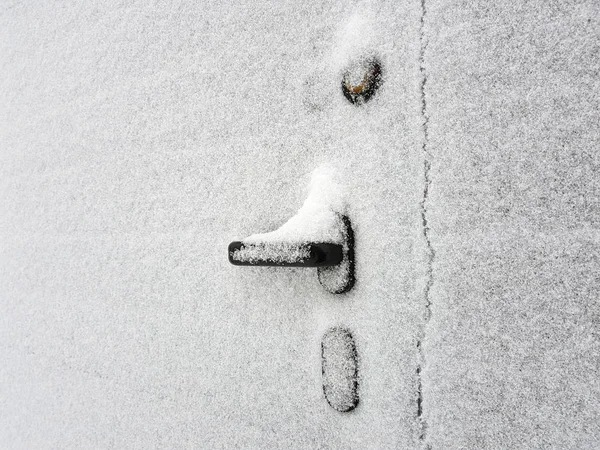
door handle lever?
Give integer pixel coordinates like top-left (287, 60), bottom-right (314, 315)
top-left (228, 241), bottom-right (343, 267)
top-left (228, 213), bottom-right (355, 294)
top-left (228, 167), bottom-right (355, 294)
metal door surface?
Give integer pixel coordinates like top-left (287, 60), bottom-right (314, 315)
top-left (1, 1), bottom-right (426, 448)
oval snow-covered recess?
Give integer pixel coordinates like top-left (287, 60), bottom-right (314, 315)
top-left (321, 327), bottom-right (359, 412)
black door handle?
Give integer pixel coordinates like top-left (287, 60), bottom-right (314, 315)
top-left (228, 242), bottom-right (343, 267)
top-left (228, 214), bottom-right (355, 294)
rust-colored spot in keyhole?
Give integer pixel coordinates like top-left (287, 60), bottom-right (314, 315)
top-left (345, 74), bottom-right (369, 94)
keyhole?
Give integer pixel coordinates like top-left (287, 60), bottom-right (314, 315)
top-left (341, 58), bottom-right (382, 105)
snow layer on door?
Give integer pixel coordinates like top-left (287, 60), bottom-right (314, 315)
top-left (0, 0), bottom-right (426, 449)
top-left (243, 166), bottom-right (346, 245)
top-left (422, 0), bottom-right (600, 448)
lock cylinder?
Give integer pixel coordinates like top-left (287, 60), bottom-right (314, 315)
top-left (341, 58), bottom-right (382, 105)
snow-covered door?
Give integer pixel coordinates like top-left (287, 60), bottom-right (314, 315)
top-left (1, 0), bottom-right (427, 448)
top-left (218, 1), bottom-right (427, 448)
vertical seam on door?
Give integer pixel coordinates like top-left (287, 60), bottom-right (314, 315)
top-left (417, 0), bottom-right (434, 448)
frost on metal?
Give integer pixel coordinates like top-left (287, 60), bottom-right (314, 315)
top-left (317, 214), bottom-right (355, 294)
top-left (231, 243), bottom-right (312, 265)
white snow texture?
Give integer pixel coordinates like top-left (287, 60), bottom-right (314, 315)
top-left (243, 166), bottom-right (346, 245)
top-left (1, 0), bottom-right (599, 449)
